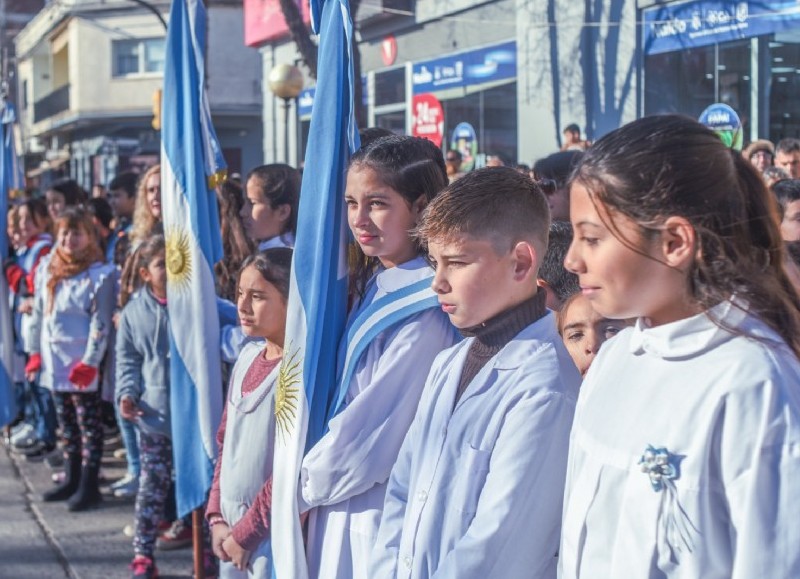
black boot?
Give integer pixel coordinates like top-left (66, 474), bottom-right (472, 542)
top-left (43, 453), bottom-right (80, 502)
top-left (67, 462), bottom-right (102, 512)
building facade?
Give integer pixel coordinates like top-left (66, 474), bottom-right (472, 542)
top-left (248, 0), bottom-right (799, 170)
top-left (15, 0), bottom-right (263, 190)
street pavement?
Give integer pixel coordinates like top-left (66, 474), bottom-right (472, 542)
top-left (0, 439), bottom-right (194, 579)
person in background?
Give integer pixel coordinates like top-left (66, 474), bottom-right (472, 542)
top-left (115, 235), bottom-right (172, 579)
top-left (87, 198), bottom-right (114, 257)
top-left (561, 123), bottom-right (590, 152)
top-left (239, 165), bottom-right (299, 251)
top-left (776, 138), bottom-right (800, 179)
top-left (538, 220), bottom-right (580, 311)
top-left (45, 178), bottom-right (86, 222)
top-left (27, 208), bottom-right (115, 512)
top-left (107, 172), bottom-right (138, 266)
top-left (533, 150), bottom-right (583, 222)
top-left (771, 179), bottom-right (800, 242)
top-left (485, 154), bottom-right (505, 167)
top-left (763, 165), bottom-right (790, 187)
top-left (7, 199), bottom-right (56, 459)
top-left (444, 149), bottom-right (465, 183)
top-left (743, 139), bottom-right (774, 173)
top-left (216, 179), bottom-right (254, 302)
top-left (556, 293), bottom-right (630, 378)
top-left (130, 165), bottom-right (162, 250)
top-left (92, 184), bottom-right (107, 199)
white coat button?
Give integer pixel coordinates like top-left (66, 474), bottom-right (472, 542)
top-left (417, 490), bottom-right (427, 502)
top-left (403, 556), bottom-right (412, 569)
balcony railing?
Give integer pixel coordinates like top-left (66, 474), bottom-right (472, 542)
top-left (33, 85), bottom-right (70, 123)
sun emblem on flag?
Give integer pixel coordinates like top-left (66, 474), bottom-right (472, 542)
top-left (165, 226), bottom-right (192, 291)
top-left (276, 344), bottom-right (302, 444)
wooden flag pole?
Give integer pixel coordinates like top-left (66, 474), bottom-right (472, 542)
top-left (192, 508), bottom-right (205, 579)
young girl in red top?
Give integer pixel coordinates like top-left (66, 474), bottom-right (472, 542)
top-left (207, 248), bottom-right (292, 577)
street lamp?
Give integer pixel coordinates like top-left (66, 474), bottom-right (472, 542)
top-left (268, 64), bottom-right (304, 164)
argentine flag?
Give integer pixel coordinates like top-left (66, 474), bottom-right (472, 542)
top-left (161, 0), bottom-right (226, 517)
top-left (270, 0), bottom-right (360, 576)
top-left (0, 99), bottom-right (23, 427)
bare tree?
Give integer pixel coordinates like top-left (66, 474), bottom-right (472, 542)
top-left (278, 0), bottom-right (366, 126)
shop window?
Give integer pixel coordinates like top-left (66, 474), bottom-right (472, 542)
top-left (113, 38), bottom-right (165, 77)
top-left (442, 82), bottom-right (518, 166)
top-left (375, 67), bottom-right (406, 107)
top-left (645, 41), bottom-right (751, 136)
top-left (769, 34), bottom-right (800, 139)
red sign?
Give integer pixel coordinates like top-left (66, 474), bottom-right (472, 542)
top-left (412, 94), bottom-right (444, 147)
top-left (381, 35), bottom-right (398, 66)
top-left (244, 0), bottom-right (311, 47)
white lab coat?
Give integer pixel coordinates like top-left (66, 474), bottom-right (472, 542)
top-left (370, 311), bottom-right (580, 579)
top-left (559, 300), bottom-right (800, 578)
top-left (300, 257), bottom-right (458, 579)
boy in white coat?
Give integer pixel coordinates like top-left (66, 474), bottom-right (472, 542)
top-left (370, 167), bottom-right (581, 578)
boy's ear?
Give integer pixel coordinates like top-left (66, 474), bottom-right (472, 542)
top-left (660, 216), bottom-right (696, 270)
top-left (511, 241), bottom-right (537, 280)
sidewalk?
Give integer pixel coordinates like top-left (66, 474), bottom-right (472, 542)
top-left (1, 439), bottom-right (194, 579)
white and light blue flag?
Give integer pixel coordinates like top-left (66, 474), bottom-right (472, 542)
top-left (270, 0), bottom-right (360, 576)
top-left (0, 98), bottom-right (23, 427)
top-left (160, 0), bottom-right (226, 517)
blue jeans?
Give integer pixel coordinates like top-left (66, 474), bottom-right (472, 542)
top-left (31, 380), bottom-right (57, 446)
top-left (116, 403), bottom-right (141, 476)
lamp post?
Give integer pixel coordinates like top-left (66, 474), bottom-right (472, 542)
top-left (268, 64), bottom-right (304, 164)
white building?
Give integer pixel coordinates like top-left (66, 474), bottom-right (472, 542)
top-left (15, 0), bottom-right (263, 189)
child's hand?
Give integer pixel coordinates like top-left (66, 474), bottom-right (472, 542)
top-left (68, 363), bottom-right (98, 389)
top-left (119, 397), bottom-right (143, 421)
top-left (222, 534), bottom-right (251, 571)
top-left (18, 297), bottom-right (33, 315)
top-left (112, 311), bottom-right (121, 330)
top-left (25, 353), bottom-right (41, 382)
top-left (211, 521), bottom-right (232, 562)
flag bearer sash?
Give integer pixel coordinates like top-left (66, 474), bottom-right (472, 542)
top-left (327, 274), bottom-right (439, 421)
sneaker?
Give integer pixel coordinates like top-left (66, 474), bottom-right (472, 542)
top-left (10, 422), bottom-right (33, 437)
top-left (129, 555), bottom-right (158, 579)
top-left (20, 441), bottom-right (56, 459)
top-left (112, 474), bottom-right (139, 499)
top-left (156, 519), bottom-right (192, 551)
top-left (11, 426), bottom-right (38, 450)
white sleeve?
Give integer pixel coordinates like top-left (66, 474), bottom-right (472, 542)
top-left (722, 376), bottom-right (800, 579)
top-left (369, 352), bottom-right (447, 577)
top-left (433, 369), bottom-right (576, 578)
top-left (299, 309), bottom-right (455, 510)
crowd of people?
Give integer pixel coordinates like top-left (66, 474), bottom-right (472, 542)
top-left (4, 115), bottom-right (800, 579)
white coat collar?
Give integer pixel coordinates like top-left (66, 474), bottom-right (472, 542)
top-left (258, 232), bottom-right (295, 250)
top-left (628, 299), bottom-right (748, 359)
top-left (374, 256), bottom-right (432, 294)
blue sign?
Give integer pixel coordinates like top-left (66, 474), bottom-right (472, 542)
top-left (644, 1), bottom-right (800, 56)
top-left (698, 103), bottom-right (744, 150)
top-left (412, 40), bottom-right (517, 95)
top-left (298, 87), bottom-right (315, 118)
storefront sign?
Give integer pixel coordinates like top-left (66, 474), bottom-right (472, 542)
top-left (412, 41), bottom-right (516, 94)
top-left (450, 122), bottom-right (478, 172)
top-left (698, 103), bottom-right (743, 150)
top-left (644, 0), bottom-right (800, 55)
top-left (412, 94), bottom-right (444, 146)
top-left (298, 87), bottom-right (315, 118)
top-left (381, 36), bottom-right (398, 67)
top-left (244, 0), bottom-right (311, 47)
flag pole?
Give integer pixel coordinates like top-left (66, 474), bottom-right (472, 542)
top-left (192, 509), bottom-right (205, 579)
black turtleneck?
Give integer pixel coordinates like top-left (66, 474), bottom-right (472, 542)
top-left (454, 289), bottom-right (548, 408)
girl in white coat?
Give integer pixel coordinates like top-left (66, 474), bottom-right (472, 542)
top-left (560, 114), bottom-right (800, 578)
top-left (26, 207), bottom-right (115, 511)
top-left (301, 135), bottom-right (458, 579)
top-left (207, 248), bottom-right (293, 578)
